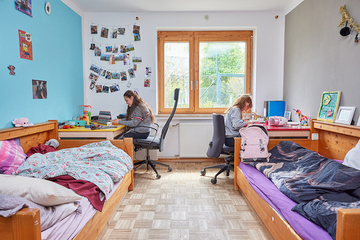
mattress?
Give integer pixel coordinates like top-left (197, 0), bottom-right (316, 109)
top-left (239, 162), bottom-right (332, 240)
top-left (41, 179), bottom-right (123, 240)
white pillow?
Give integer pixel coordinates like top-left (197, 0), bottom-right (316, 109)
top-left (343, 140), bottom-right (360, 170)
top-left (0, 175), bottom-right (81, 206)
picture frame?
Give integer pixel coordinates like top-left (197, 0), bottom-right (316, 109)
top-left (356, 116), bottom-right (360, 127)
top-left (284, 111), bottom-right (291, 121)
top-left (334, 106), bottom-right (356, 125)
top-left (317, 91), bottom-right (341, 122)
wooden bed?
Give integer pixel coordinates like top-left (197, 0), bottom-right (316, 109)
top-left (234, 119), bottom-right (360, 240)
top-left (0, 120), bottom-right (134, 240)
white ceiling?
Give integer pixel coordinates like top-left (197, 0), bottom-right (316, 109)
top-left (68, 0), bottom-right (303, 14)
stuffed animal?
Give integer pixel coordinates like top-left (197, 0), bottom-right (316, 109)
top-left (293, 109), bottom-right (309, 126)
top-left (12, 117), bottom-right (34, 127)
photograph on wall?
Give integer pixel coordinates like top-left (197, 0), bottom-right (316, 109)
top-left (317, 91), bottom-right (341, 122)
top-left (100, 27), bottom-right (109, 38)
top-left (132, 56), bottom-right (142, 63)
top-left (112, 45), bottom-right (119, 53)
top-left (121, 71), bottom-right (127, 81)
top-left (127, 81), bottom-right (132, 88)
top-left (118, 28), bottom-right (125, 35)
top-left (133, 64), bottom-right (137, 71)
top-left (111, 84), bottom-right (120, 93)
top-left (105, 71), bottom-right (112, 79)
top-left (18, 30), bottom-right (33, 60)
top-left (144, 79), bottom-right (150, 87)
top-left (102, 85), bottom-right (110, 93)
top-left (133, 25), bottom-right (141, 41)
top-left (96, 85), bottom-right (103, 93)
top-left (32, 80), bottom-right (47, 99)
top-left (128, 68), bottom-right (135, 78)
top-left (100, 54), bottom-right (109, 61)
top-left (91, 25), bottom-right (98, 34)
top-left (105, 45), bottom-right (113, 52)
top-left (145, 67), bottom-right (151, 77)
top-left (89, 81), bottom-right (95, 90)
top-left (120, 45), bottom-right (127, 53)
top-left (124, 54), bottom-right (131, 65)
top-left (15, 0), bottom-right (32, 17)
top-left (90, 64), bottom-right (101, 74)
top-left (99, 69), bottom-right (106, 77)
top-left (112, 72), bottom-right (120, 79)
top-left (126, 43), bottom-right (135, 52)
top-left (111, 29), bottom-right (117, 39)
top-left (115, 54), bottom-right (124, 62)
top-left (94, 46), bottom-right (101, 56)
top-left (109, 54), bottom-right (115, 65)
top-left (90, 43), bottom-right (95, 50)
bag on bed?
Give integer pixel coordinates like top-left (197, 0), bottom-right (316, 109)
top-left (239, 124), bottom-right (270, 163)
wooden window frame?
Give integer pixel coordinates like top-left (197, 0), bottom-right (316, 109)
top-left (158, 30), bottom-right (252, 114)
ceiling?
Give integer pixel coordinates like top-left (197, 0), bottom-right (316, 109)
top-left (69, 0), bottom-right (303, 13)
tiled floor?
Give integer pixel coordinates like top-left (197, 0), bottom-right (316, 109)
top-left (99, 161), bottom-right (273, 240)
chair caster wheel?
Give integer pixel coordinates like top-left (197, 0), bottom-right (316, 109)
top-left (201, 170), bottom-right (206, 176)
top-left (156, 174), bottom-right (161, 179)
top-left (168, 167), bottom-right (172, 172)
top-left (211, 178), bottom-right (217, 184)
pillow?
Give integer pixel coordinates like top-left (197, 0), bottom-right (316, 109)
top-left (0, 175), bottom-right (82, 206)
top-left (0, 194), bottom-right (81, 231)
top-left (0, 138), bottom-right (26, 174)
top-left (343, 139), bottom-right (360, 170)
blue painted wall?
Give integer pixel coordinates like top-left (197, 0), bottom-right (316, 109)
top-left (0, 0), bottom-right (83, 129)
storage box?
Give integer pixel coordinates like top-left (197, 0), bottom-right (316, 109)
top-left (66, 120), bottom-right (86, 126)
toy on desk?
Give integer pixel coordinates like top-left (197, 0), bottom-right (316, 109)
top-left (12, 117), bottom-right (33, 127)
top-left (293, 108), bottom-right (309, 126)
top-left (268, 116), bottom-right (288, 126)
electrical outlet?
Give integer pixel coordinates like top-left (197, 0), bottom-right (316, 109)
top-left (311, 133), bottom-right (319, 140)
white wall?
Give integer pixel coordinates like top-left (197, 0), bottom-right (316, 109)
top-left (83, 11), bottom-right (285, 157)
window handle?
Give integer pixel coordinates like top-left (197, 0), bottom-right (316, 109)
top-left (196, 81), bottom-right (198, 90)
top-left (191, 81), bottom-right (193, 90)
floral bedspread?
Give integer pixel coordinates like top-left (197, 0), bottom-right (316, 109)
top-left (13, 141), bottom-right (133, 200)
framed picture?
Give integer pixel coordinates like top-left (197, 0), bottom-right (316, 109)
top-left (334, 106), bottom-right (356, 125)
top-left (317, 91), bottom-right (341, 122)
top-left (356, 116), bottom-right (360, 127)
top-left (284, 111), bottom-right (291, 121)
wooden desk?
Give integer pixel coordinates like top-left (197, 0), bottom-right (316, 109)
top-left (266, 125), bottom-right (310, 138)
top-left (58, 125), bottom-right (125, 140)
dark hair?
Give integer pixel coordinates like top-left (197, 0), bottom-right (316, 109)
top-left (224, 95), bottom-right (253, 113)
top-left (123, 90), bottom-right (154, 123)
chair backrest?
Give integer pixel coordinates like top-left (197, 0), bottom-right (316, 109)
top-left (158, 88), bottom-right (180, 152)
top-left (206, 114), bottom-right (226, 158)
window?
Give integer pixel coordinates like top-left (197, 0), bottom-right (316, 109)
top-left (157, 31), bottom-right (252, 114)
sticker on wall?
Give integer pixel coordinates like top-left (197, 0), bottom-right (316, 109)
top-left (15, 0), bottom-right (32, 17)
top-left (19, 30), bottom-right (33, 60)
top-left (144, 79), bottom-right (150, 87)
top-left (145, 67), bottom-right (151, 77)
top-left (133, 25), bottom-right (141, 41)
top-left (32, 80), bottom-right (47, 99)
top-left (8, 65), bottom-right (15, 75)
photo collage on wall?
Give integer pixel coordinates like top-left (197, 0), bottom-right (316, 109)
top-left (89, 23), bottom-right (147, 93)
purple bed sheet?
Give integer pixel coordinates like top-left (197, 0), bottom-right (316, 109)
top-left (239, 162), bottom-right (332, 240)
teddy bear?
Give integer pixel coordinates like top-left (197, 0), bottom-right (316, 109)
top-left (12, 117), bottom-right (34, 127)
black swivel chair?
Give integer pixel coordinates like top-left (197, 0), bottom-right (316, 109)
top-left (201, 114), bottom-right (234, 184)
top-left (133, 88), bottom-right (180, 179)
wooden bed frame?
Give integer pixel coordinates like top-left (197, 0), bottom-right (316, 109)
top-left (0, 120), bottom-right (134, 240)
top-left (234, 119), bottom-right (360, 240)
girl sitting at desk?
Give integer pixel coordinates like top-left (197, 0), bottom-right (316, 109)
top-left (111, 90), bottom-right (154, 139)
top-left (224, 94), bottom-right (252, 147)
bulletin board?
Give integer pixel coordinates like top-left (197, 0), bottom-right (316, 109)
top-left (317, 91), bottom-right (341, 122)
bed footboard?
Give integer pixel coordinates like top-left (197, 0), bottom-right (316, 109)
top-left (336, 209), bottom-right (360, 240)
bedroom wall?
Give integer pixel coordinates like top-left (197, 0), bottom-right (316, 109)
top-left (83, 11), bottom-right (286, 119)
top-left (0, 1), bottom-right (84, 129)
top-left (284, 0), bottom-right (360, 123)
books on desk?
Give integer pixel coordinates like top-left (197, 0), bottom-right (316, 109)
top-left (97, 111), bottom-right (111, 125)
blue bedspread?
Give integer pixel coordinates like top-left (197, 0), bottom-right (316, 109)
top-left (249, 141), bottom-right (360, 239)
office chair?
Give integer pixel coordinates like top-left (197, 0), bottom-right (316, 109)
top-left (133, 88), bottom-right (180, 179)
top-left (201, 114), bottom-right (234, 184)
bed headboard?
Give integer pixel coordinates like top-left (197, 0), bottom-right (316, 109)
top-left (0, 120), bottom-right (58, 153)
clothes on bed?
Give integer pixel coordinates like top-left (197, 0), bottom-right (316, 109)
top-left (47, 175), bottom-right (105, 212)
top-left (14, 140), bottom-right (133, 201)
top-left (26, 144), bottom-right (57, 158)
top-left (249, 141), bottom-right (360, 239)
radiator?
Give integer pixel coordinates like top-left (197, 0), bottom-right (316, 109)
top-left (179, 123), bottom-right (213, 158)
